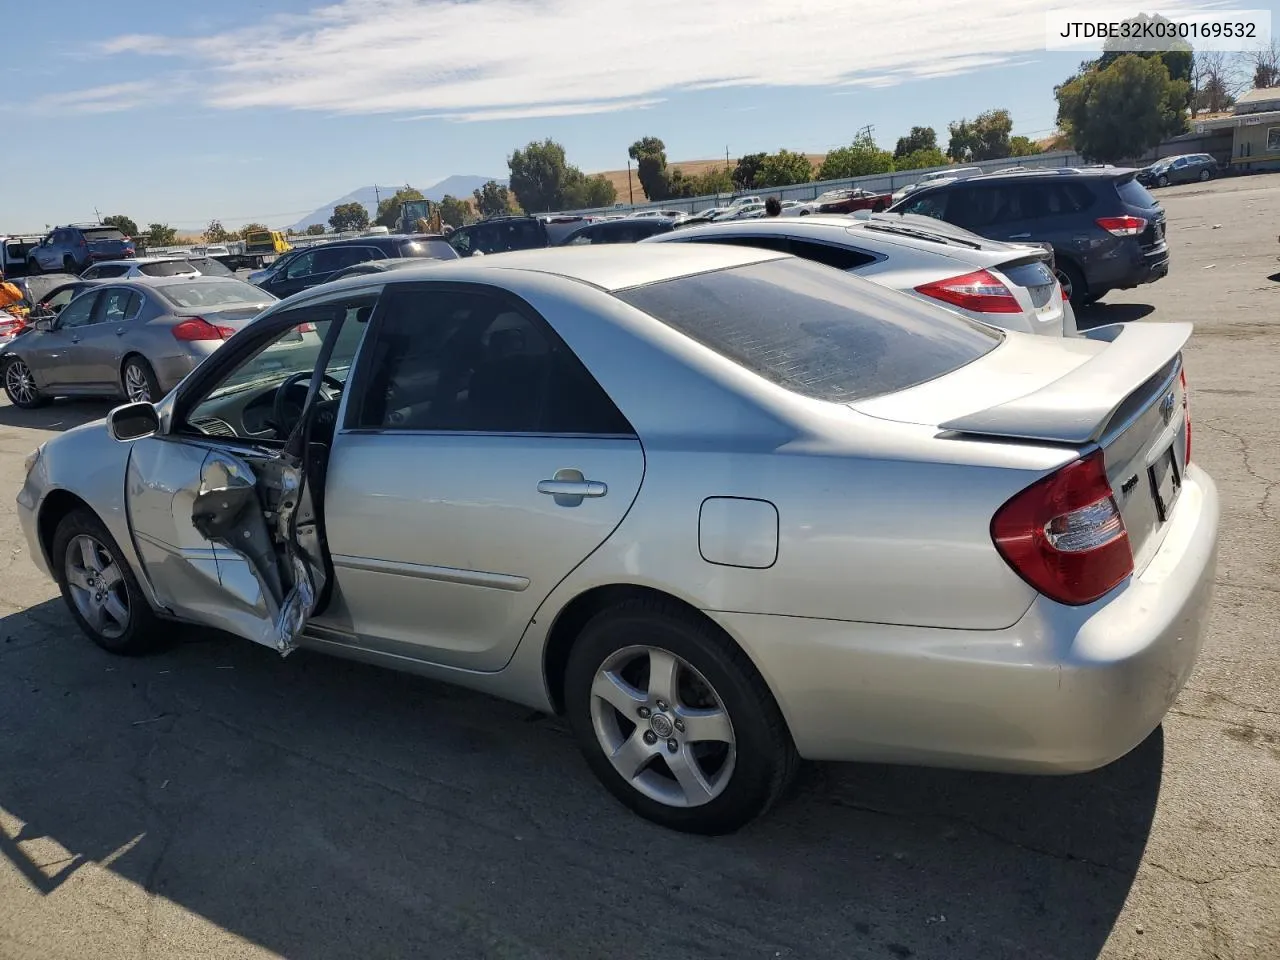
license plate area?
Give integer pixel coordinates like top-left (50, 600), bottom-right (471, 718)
top-left (1148, 443), bottom-right (1182, 522)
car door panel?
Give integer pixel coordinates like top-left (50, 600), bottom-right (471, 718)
top-left (70, 287), bottom-right (137, 388)
top-left (30, 290), bottom-right (99, 388)
top-left (320, 433), bottom-right (644, 669)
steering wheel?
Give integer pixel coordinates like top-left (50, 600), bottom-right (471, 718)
top-left (271, 372), bottom-right (344, 438)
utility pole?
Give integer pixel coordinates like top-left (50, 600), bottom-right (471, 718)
top-left (626, 161), bottom-right (634, 205)
top-left (93, 206), bottom-right (102, 223)
top-left (856, 123), bottom-right (875, 142)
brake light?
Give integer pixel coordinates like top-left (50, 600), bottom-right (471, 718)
top-left (991, 450), bottom-right (1132, 605)
top-left (297, 322), bottom-right (317, 333)
top-left (1180, 368), bottom-right (1191, 464)
top-left (915, 269), bottom-right (1022, 314)
top-left (172, 317), bottom-right (235, 341)
top-left (1096, 215), bottom-right (1146, 236)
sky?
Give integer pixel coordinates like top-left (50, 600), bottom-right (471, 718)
top-left (5, 0), bottom-right (1275, 231)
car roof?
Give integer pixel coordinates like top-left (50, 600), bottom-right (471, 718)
top-left (302, 243), bottom-right (787, 297)
top-left (99, 275), bottom-right (253, 290)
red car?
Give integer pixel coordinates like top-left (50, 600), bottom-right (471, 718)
top-left (811, 188), bottom-right (893, 215)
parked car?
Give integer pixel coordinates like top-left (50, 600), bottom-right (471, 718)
top-left (323, 257), bottom-right (455, 284)
top-left (892, 167), bottom-right (983, 203)
top-left (644, 214), bottom-right (1072, 335)
top-left (445, 215), bottom-right (589, 257)
top-left (1, 235), bottom-right (45, 278)
top-left (256, 234), bottom-right (457, 299)
top-left (1, 276), bottom-right (276, 407)
top-left (558, 219), bottom-right (676, 244)
top-left (18, 245), bottom-right (1215, 835)
top-left (81, 256), bottom-right (235, 280)
top-left (811, 187), bottom-right (895, 215)
top-left (0, 275), bottom-right (96, 343)
top-left (247, 247), bottom-right (308, 286)
top-left (1146, 154), bottom-right (1220, 187)
top-left (887, 168), bottom-right (1169, 307)
top-left (27, 224), bottom-right (136, 275)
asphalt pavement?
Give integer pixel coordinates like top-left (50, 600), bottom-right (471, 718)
top-left (0, 177), bottom-right (1277, 960)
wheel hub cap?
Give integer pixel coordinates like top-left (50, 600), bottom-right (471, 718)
top-left (649, 713), bottom-right (674, 739)
top-left (64, 534), bottom-right (130, 640)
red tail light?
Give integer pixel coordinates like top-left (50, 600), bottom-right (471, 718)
top-left (1096, 215), bottom-right (1146, 236)
top-left (991, 450), bottom-right (1132, 606)
top-left (172, 317), bottom-right (235, 341)
top-left (297, 322), bottom-right (317, 333)
top-left (1180, 368), bottom-right (1191, 464)
top-left (915, 269), bottom-right (1022, 314)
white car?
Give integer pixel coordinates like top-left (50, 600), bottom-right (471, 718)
top-left (644, 214), bottom-right (1075, 337)
top-left (80, 256), bottom-right (233, 281)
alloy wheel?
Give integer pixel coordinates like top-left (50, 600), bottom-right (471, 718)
top-left (124, 364), bottom-right (151, 402)
top-left (589, 644), bottom-right (736, 808)
top-left (64, 534), bottom-right (130, 640)
top-left (1055, 268), bottom-right (1073, 302)
top-left (5, 360), bottom-right (37, 406)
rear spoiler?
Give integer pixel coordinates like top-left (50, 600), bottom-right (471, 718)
top-left (940, 322), bottom-right (1192, 445)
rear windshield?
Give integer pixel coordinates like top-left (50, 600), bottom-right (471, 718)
top-left (186, 257), bottom-right (234, 276)
top-left (82, 228), bottom-right (126, 241)
top-left (139, 260), bottom-right (200, 277)
top-left (1115, 177), bottom-right (1157, 208)
top-left (160, 280), bottom-right (269, 309)
top-left (615, 258), bottom-right (1001, 403)
top-left (399, 238), bottom-right (458, 260)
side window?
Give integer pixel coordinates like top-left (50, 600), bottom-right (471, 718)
top-left (566, 229), bottom-right (596, 246)
top-left (902, 192), bottom-right (948, 220)
top-left (352, 286), bottom-right (631, 435)
top-left (448, 228), bottom-right (473, 255)
top-left (57, 292), bottom-right (99, 328)
top-left (97, 288), bottom-right (138, 322)
top-left (787, 239), bottom-right (876, 270)
top-left (81, 267), bottom-right (100, 279)
top-left (285, 250), bottom-right (317, 279)
top-left (44, 286), bottom-right (79, 312)
top-left (686, 235), bottom-right (790, 253)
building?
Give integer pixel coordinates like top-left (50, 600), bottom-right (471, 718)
top-left (1196, 86), bottom-right (1280, 171)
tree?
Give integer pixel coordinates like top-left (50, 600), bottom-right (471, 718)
top-left (732, 152), bottom-right (767, 190)
top-left (507, 139), bottom-right (580, 213)
top-left (145, 223), bottom-right (177, 247)
top-left (1245, 40), bottom-right (1280, 88)
top-left (628, 137), bottom-right (670, 201)
top-left (687, 166), bottom-right (734, 196)
top-left (305, 224), bottom-right (326, 236)
top-left (1192, 51), bottom-right (1244, 114)
top-left (1008, 136), bottom-right (1041, 157)
top-left (102, 214), bottom-right (139, 237)
top-left (895, 147), bottom-right (948, 172)
top-left (755, 150), bottom-right (813, 188)
top-left (817, 132), bottom-right (894, 179)
top-left (947, 109), bottom-right (1013, 161)
top-left (438, 195), bottom-right (473, 227)
top-left (202, 220), bottom-right (230, 243)
top-left (472, 180), bottom-right (517, 218)
top-left (329, 201), bottom-right (370, 232)
top-left (893, 126), bottom-right (938, 159)
top-left (563, 173), bottom-right (617, 209)
top-left (1057, 53), bottom-right (1190, 163)
top-left (371, 187), bottom-right (422, 229)
top-left (237, 222), bottom-right (269, 241)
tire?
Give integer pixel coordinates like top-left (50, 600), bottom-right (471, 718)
top-left (1055, 260), bottom-right (1089, 309)
top-left (1157, 174), bottom-right (1170, 188)
top-left (1199, 169), bottom-right (1211, 182)
top-left (121, 356), bottom-right (161, 403)
top-left (26, 259), bottom-right (40, 276)
top-left (3, 357), bottom-right (48, 408)
top-left (564, 597), bottom-right (799, 835)
top-left (51, 507), bottom-right (163, 656)
top-left (63, 256), bottom-right (78, 274)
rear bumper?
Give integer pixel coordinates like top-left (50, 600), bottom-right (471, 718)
top-left (711, 464), bottom-right (1219, 772)
top-left (1082, 238), bottom-right (1169, 294)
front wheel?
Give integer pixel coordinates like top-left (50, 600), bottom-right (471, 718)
top-left (4, 357), bottom-right (47, 408)
top-left (52, 508), bottom-right (163, 655)
top-left (25, 259), bottom-right (40, 276)
top-left (1199, 169), bottom-right (1211, 182)
top-left (564, 598), bottom-right (798, 834)
top-left (1157, 174), bottom-right (1170, 188)
top-left (121, 356), bottom-right (161, 403)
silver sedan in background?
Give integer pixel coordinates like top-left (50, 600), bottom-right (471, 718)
top-left (1, 276), bottom-right (276, 407)
top-left (14, 246), bottom-right (1218, 834)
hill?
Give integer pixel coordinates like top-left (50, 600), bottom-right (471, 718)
top-left (590, 155), bottom-right (828, 204)
top-left (290, 175), bottom-right (505, 231)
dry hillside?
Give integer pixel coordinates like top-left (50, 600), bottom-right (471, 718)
top-left (592, 155), bottom-right (828, 204)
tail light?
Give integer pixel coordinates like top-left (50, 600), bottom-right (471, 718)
top-left (1180, 368), bottom-right (1191, 464)
top-left (991, 450), bottom-right (1132, 606)
top-left (1096, 216), bottom-right (1147, 236)
top-left (297, 322), bottom-right (317, 333)
top-left (915, 269), bottom-right (1022, 314)
top-left (172, 317), bottom-right (235, 341)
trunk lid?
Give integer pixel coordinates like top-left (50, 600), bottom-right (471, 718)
top-left (852, 322), bottom-right (1193, 570)
top-left (81, 229), bottom-right (135, 259)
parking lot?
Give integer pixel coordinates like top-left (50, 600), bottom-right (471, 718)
top-left (0, 175), bottom-right (1277, 960)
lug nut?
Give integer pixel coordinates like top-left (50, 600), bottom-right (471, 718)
top-left (674, 719), bottom-right (684, 732)
top-left (666, 739), bottom-right (678, 753)
top-left (638, 706), bottom-right (651, 719)
top-left (655, 700), bottom-right (668, 711)
top-left (643, 730), bottom-right (657, 745)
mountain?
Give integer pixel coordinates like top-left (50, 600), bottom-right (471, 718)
top-left (290, 175), bottom-right (505, 231)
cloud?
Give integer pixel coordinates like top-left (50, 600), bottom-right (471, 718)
top-left (47, 0), bottom-right (1214, 121)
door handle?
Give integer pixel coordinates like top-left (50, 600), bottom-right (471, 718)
top-left (116, 327), bottom-right (126, 336)
top-left (1008, 233), bottom-right (1031, 240)
top-left (70, 336), bottom-right (81, 344)
top-left (538, 479), bottom-right (607, 498)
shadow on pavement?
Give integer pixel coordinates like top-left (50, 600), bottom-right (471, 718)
top-left (0, 600), bottom-right (1161, 960)
top-left (0, 398), bottom-right (112, 433)
top-left (1075, 302), bottom-right (1156, 330)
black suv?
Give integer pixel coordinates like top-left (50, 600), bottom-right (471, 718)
top-left (886, 168), bottom-right (1168, 306)
top-left (446, 215), bottom-right (590, 257)
top-left (257, 234), bottom-right (456, 299)
top-left (27, 224), bottom-right (136, 275)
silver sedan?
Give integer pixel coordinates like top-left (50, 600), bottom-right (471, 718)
top-left (15, 245), bottom-right (1219, 834)
top-left (1, 276), bottom-right (276, 407)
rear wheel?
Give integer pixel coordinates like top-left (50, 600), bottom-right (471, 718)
top-left (4, 357), bottom-right (47, 408)
top-left (121, 356), bottom-right (160, 403)
top-left (52, 508), bottom-right (163, 655)
top-left (62, 256), bottom-right (78, 274)
top-left (564, 598), bottom-right (798, 834)
top-left (25, 259), bottom-right (40, 275)
top-left (1199, 169), bottom-right (1211, 182)
top-left (1157, 174), bottom-right (1170, 188)
top-left (1055, 260), bottom-right (1089, 309)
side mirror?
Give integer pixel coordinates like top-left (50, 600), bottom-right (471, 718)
top-left (30, 316), bottom-right (54, 331)
top-left (107, 401), bottom-right (160, 442)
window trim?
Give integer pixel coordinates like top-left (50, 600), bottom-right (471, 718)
top-left (340, 279), bottom-right (636, 439)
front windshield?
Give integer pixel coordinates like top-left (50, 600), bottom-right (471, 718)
top-left (160, 279), bottom-right (272, 309)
